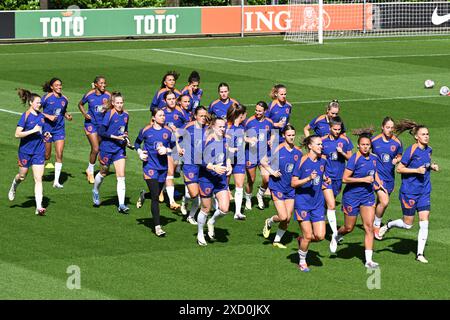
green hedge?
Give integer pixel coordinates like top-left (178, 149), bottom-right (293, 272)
top-left (0, 0), bottom-right (40, 10)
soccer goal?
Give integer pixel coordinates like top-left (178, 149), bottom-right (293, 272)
top-left (284, 0), bottom-right (450, 44)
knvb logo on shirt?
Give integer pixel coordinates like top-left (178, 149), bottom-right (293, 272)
top-left (134, 10), bottom-right (179, 35)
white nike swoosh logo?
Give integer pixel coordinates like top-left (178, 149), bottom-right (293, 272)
top-left (432, 7), bottom-right (450, 25)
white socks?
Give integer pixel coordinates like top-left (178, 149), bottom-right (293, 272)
top-left (166, 178), bottom-right (175, 204)
top-left (235, 187), bottom-right (243, 215)
top-left (374, 216), bottom-right (383, 228)
top-left (35, 181), bottom-right (43, 209)
top-left (54, 162), bottom-right (62, 184)
top-left (326, 209), bottom-right (338, 235)
top-left (87, 162), bottom-right (95, 174)
top-left (117, 177), bottom-right (126, 206)
top-left (274, 229), bottom-right (286, 243)
top-left (365, 250), bottom-right (373, 263)
top-left (298, 249), bottom-right (307, 264)
top-left (245, 192), bottom-right (252, 201)
top-left (418, 221), bottom-right (429, 256)
top-left (208, 209), bottom-right (225, 225)
top-left (197, 210), bottom-right (208, 236)
top-left (93, 172), bottom-right (104, 192)
top-left (387, 219), bottom-right (413, 229)
top-left (257, 186), bottom-right (266, 197)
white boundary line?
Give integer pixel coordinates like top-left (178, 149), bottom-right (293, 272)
top-left (152, 48), bottom-right (245, 62)
top-left (0, 95), bottom-right (442, 116)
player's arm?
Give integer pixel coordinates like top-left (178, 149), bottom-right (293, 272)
top-left (78, 98), bottom-right (91, 120)
top-left (291, 170), bottom-right (317, 188)
top-left (15, 125), bottom-right (41, 138)
top-left (342, 168), bottom-right (373, 184)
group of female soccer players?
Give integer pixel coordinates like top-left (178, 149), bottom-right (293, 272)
top-left (8, 71), bottom-right (439, 272)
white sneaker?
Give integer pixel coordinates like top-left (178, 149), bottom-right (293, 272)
top-left (207, 221), bottom-right (215, 240)
top-left (365, 261), bottom-right (379, 269)
top-left (53, 182), bottom-right (63, 189)
top-left (329, 234), bottom-right (338, 253)
top-left (256, 193), bottom-right (264, 210)
top-left (378, 220), bottom-right (391, 238)
top-left (187, 216), bottom-right (198, 225)
top-left (197, 233), bottom-right (207, 246)
top-left (8, 186), bottom-right (16, 201)
top-left (245, 199), bottom-right (252, 211)
top-left (180, 203), bottom-right (188, 216)
top-left (136, 190), bottom-right (145, 209)
top-left (155, 226), bottom-right (166, 237)
top-left (234, 213), bottom-right (246, 220)
top-left (416, 254), bottom-right (428, 264)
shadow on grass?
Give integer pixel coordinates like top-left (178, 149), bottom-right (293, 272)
top-left (10, 196), bottom-right (51, 209)
top-left (376, 237), bottom-right (416, 256)
top-left (43, 171), bottom-right (75, 184)
top-left (136, 216), bottom-right (177, 232)
top-left (287, 249), bottom-right (324, 267)
top-left (98, 196), bottom-right (131, 207)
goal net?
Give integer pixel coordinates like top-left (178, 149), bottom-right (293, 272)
top-left (284, 0), bottom-right (450, 44)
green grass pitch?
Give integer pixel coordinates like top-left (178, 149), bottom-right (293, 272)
top-left (0, 35), bottom-right (449, 299)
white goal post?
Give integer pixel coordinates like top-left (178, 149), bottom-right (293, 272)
top-left (284, 0), bottom-right (450, 44)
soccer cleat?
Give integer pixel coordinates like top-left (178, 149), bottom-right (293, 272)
top-left (92, 189), bottom-right (100, 207)
top-left (329, 234), bottom-right (338, 253)
top-left (207, 221), bottom-right (215, 240)
top-left (298, 263), bottom-right (310, 272)
top-left (180, 204), bottom-right (188, 216)
top-left (335, 234), bottom-right (344, 244)
top-left (35, 207), bottom-right (46, 216)
top-left (8, 186), bottom-right (16, 201)
top-left (117, 204), bottom-right (130, 214)
top-left (158, 191), bottom-right (164, 203)
top-left (155, 226), bottom-right (166, 237)
top-left (378, 220), bottom-right (392, 238)
top-left (53, 182), bottom-right (64, 189)
top-left (245, 199), bottom-right (252, 211)
top-left (234, 213), bottom-right (246, 220)
top-left (272, 242), bottom-right (287, 249)
top-left (187, 216), bottom-right (198, 225)
top-left (86, 170), bottom-right (95, 184)
top-left (136, 190), bottom-right (145, 209)
top-left (197, 233), bottom-right (207, 246)
top-left (374, 226), bottom-right (383, 240)
top-left (45, 162), bottom-right (55, 169)
top-left (416, 254), bottom-right (428, 264)
top-left (256, 193), bottom-right (264, 210)
top-left (262, 218), bottom-right (271, 239)
top-left (365, 261), bottom-right (380, 269)
top-left (170, 202), bottom-right (181, 211)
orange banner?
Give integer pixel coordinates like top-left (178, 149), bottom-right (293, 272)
top-left (201, 4), bottom-right (373, 34)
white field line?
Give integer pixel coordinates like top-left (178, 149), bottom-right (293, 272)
top-left (151, 48), bottom-right (245, 62)
top-left (0, 95), bottom-right (441, 116)
top-left (0, 37), bottom-right (449, 57)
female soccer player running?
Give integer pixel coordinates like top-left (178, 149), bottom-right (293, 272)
top-left (303, 100), bottom-right (344, 138)
top-left (261, 125), bottom-right (302, 248)
top-left (8, 89), bottom-right (51, 216)
top-left (266, 84), bottom-right (291, 143)
top-left (334, 129), bottom-right (383, 269)
top-left (177, 106), bottom-right (209, 225)
top-left (226, 103), bottom-right (248, 220)
top-left (78, 76), bottom-right (111, 184)
top-left (321, 116), bottom-right (353, 253)
top-left (291, 135), bottom-right (328, 272)
top-left (378, 120), bottom-right (438, 263)
top-left (196, 116), bottom-right (232, 246)
top-left (92, 92), bottom-right (130, 213)
top-left (370, 117), bottom-right (403, 240)
top-left (181, 71), bottom-right (203, 113)
top-left (134, 108), bottom-right (174, 237)
top-left (244, 101), bottom-right (275, 210)
top-left (150, 71), bottom-right (182, 112)
top-left (41, 77), bottom-right (72, 188)
top-left (208, 82), bottom-right (239, 120)
top-left (161, 90), bottom-right (189, 211)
